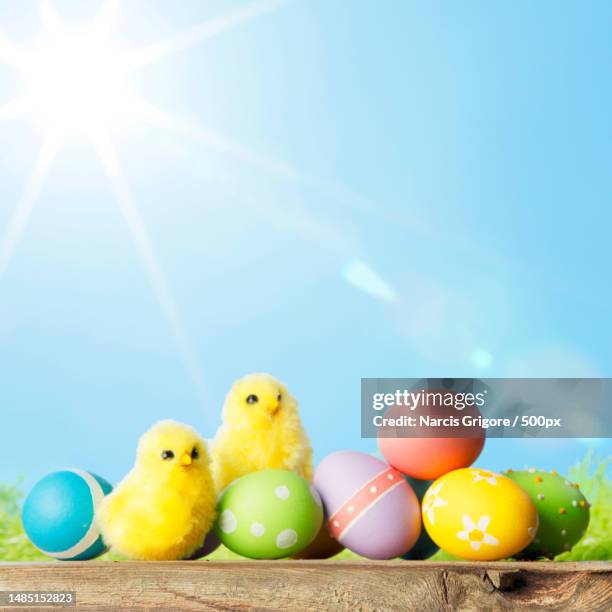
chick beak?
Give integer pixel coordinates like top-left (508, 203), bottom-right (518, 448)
top-left (269, 400), bottom-right (280, 417)
top-left (180, 453), bottom-right (192, 467)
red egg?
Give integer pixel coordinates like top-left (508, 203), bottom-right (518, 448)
top-left (377, 395), bottom-right (485, 480)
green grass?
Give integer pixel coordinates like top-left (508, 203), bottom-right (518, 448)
top-left (0, 479), bottom-right (47, 562)
top-left (2, 451), bottom-right (610, 562)
top-left (555, 450), bottom-right (611, 561)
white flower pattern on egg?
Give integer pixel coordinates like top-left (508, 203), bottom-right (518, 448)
top-left (456, 514), bottom-right (499, 551)
top-left (276, 528), bottom-right (298, 549)
top-left (219, 509), bottom-right (237, 534)
top-left (471, 469), bottom-right (497, 486)
top-left (423, 483), bottom-right (448, 525)
top-left (275, 485), bottom-right (290, 500)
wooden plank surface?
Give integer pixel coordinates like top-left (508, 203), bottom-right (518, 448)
top-left (0, 560), bottom-right (610, 611)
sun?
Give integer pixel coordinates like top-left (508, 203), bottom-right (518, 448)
top-left (2, 0), bottom-right (288, 141)
top-left (0, 0), bottom-right (290, 409)
top-left (23, 26), bottom-right (132, 137)
top-left (2, 0), bottom-right (143, 139)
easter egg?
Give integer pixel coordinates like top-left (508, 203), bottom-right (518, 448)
top-left (422, 467), bottom-right (538, 561)
top-left (378, 401), bottom-right (485, 480)
top-left (314, 451), bottom-right (421, 559)
top-left (505, 469), bottom-right (590, 559)
top-left (292, 523), bottom-right (344, 559)
top-left (401, 476), bottom-right (438, 560)
top-left (22, 469), bottom-right (113, 561)
top-left (214, 470), bottom-right (322, 559)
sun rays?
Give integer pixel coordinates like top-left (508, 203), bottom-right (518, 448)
top-left (0, 129), bottom-right (63, 279)
top-left (123, 0), bottom-right (287, 72)
top-left (92, 131), bottom-right (208, 403)
top-left (0, 0), bottom-right (290, 402)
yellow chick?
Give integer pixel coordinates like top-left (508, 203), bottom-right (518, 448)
top-left (97, 420), bottom-right (216, 560)
top-left (212, 373), bottom-right (313, 491)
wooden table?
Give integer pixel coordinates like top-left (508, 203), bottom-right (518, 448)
top-left (0, 560), bottom-right (610, 611)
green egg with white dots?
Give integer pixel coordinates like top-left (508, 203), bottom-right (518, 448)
top-left (214, 469), bottom-right (323, 559)
top-left (505, 468), bottom-right (590, 559)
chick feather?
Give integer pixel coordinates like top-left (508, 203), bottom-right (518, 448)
top-left (212, 373), bottom-right (313, 491)
top-left (97, 420), bottom-right (216, 560)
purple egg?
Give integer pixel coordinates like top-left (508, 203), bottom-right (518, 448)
top-left (314, 451), bottom-right (421, 559)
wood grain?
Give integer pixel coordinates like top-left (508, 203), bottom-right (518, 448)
top-left (0, 560), bottom-right (610, 611)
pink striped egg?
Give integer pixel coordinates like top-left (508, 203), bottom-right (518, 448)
top-left (314, 451), bottom-right (421, 559)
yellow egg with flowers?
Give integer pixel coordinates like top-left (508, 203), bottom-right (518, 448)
top-left (422, 468), bottom-right (538, 561)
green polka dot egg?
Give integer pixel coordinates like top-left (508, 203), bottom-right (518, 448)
top-left (214, 469), bottom-right (323, 559)
top-left (505, 468), bottom-right (590, 559)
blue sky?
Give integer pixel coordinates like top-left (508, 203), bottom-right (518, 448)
top-left (1, 0), bottom-right (610, 488)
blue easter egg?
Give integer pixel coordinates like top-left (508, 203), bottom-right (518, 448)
top-left (401, 476), bottom-right (439, 560)
top-left (22, 469), bottom-right (113, 561)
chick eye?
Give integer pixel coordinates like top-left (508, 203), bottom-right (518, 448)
top-left (277, 393), bottom-right (282, 402)
top-left (161, 450), bottom-right (174, 460)
top-left (246, 394), bottom-right (258, 404)
top-left (191, 447), bottom-right (200, 460)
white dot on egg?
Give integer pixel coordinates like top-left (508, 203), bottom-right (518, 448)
top-left (276, 528), bottom-right (298, 549)
top-left (219, 509), bottom-right (237, 534)
top-left (347, 505), bottom-right (355, 514)
top-left (333, 520), bottom-right (340, 528)
top-left (275, 485), bottom-right (290, 500)
top-left (387, 474), bottom-right (394, 480)
top-left (370, 486), bottom-right (378, 494)
top-left (250, 522), bottom-right (265, 537)
top-left (561, 529), bottom-right (567, 536)
top-left (572, 500), bottom-right (578, 507)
